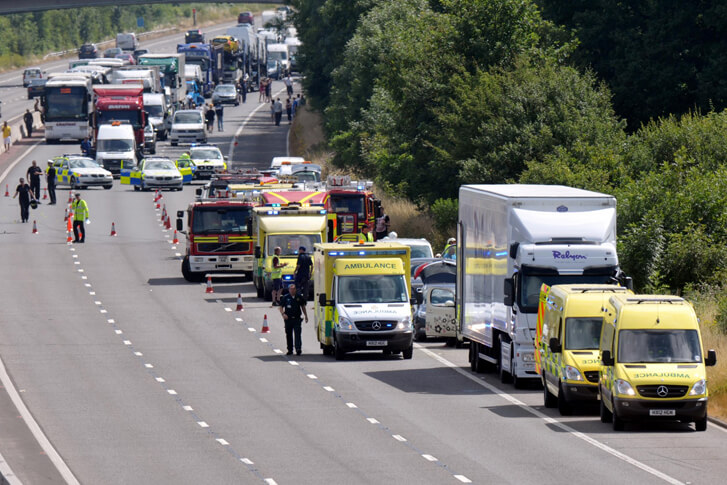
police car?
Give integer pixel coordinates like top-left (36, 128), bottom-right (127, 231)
top-left (188, 145), bottom-right (227, 179)
top-left (120, 157), bottom-right (188, 191)
top-left (51, 155), bottom-right (113, 190)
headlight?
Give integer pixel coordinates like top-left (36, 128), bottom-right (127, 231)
top-left (173, 175), bottom-right (182, 180)
top-left (690, 379), bottom-right (707, 396)
top-left (564, 365), bottom-right (583, 381)
top-left (615, 379), bottom-right (636, 396)
top-left (397, 316), bottom-right (412, 330)
top-left (338, 317), bottom-right (356, 332)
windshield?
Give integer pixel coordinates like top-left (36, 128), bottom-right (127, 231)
top-left (618, 329), bottom-right (702, 363)
top-left (192, 207), bottom-right (250, 234)
top-left (565, 317), bottom-right (603, 350)
top-left (269, 51), bottom-right (287, 62)
top-left (295, 172), bottom-right (320, 182)
top-left (97, 138), bottom-right (133, 152)
top-left (68, 159), bottom-right (98, 168)
top-left (215, 85), bottom-right (236, 94)
top-left (97, 110), bottom-right (142, 128)
top-left (267, 234), bottom-right (321, 256)
top-left (408, 244), bottom-right (433, 259)
top-left (174, 112), bottom-right (202, 123)
top-left (145, 105), bottom-right (164, 117)
top-left (45, 87), bottom-right (88, 121)
top-left (330, 195), bottom-right (365, 218)
top-left (145, 161), bottom-right (175, 170)
top-left (337, 275), bottom-right (409, 304)
top-left (186, 58), bottom-right (210, 71)
top-left (519, 270), bottom-right (616, 313)
top-left (191, 149), bottom-right (222, 160)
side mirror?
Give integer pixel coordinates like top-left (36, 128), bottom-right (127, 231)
top-left (444, 300), bottom-right (455, 308)
top-left (195, 188), bottom-right (202, 196)
top-left (705, 349), bottom-right (717, 367)
top-left (602, 350), bottom-right (614, 366)
top-left (176, 219), bottom-right (183, 231)
top-left (415, 291), bottom-right (423, 305)
top-left (176, 210), bottom-right (184, 218)
top-left (254, 246), bottom-right (261, 259)
top-left (224, 156), bottom-right (229, 161)
top-left (503, 278), bottom-right (514, 306)
top-left (549, 337), bottom-right (561, 353)
top-left (624, 276), bottom-right (634, 290)
top-left (318, 293), bottom-right (327, 306)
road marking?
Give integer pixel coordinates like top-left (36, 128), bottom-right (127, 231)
top-left (94, 301), bottom-right (102, 305)
top-left (175, 252), bottom-right (182, 257)
top-left (81, 276), bottom-right (87, 280)
top-left (416, 345), bottom-right (684, 485)
top-left (228, 87), bottom-right (287, 159)
top-left (289, 361), bottom-right (299, 366)
top-left (100, 310), bottom-right (107, 314)
top-left (134, 352), bottom-right (143, 356)
top-left (259, 338), bottom-right (268, 343)
top-left (225, 307), bottom-right (232, 312)
top-left (123, 340), bottom-right (132, 346)
top-left (367, 418), bottom-right (379, 424)
top-left (84, 283), bottom-right (91, 287)
top-left (183, 406), bottom-right (193, 411)
top-left (235, 317), bottom-right (243, 322)
top-left (156, 377), bottom-right (165, 383)
top-left (240, 458), bottom-right (254, 465)
top-left (307, 374), bottom-right (317, 379)
top-left (216, 438), bottom-right (229, 446)
top-left (273, 349), bottom-right (282, 354)
top-left (77, 269), bottom-right (84, 273)
top-left (264, 479), bottom-right (278, 485)
top-left (346, 402), bottom-right (357, 408)
top-left (115, 330), bottom-right (122, 334)
top-left (167, 389), bottom-right (177, 395)
top-left (422, 454), bottom-right (438, 462)
top-left (107, 319), bottom-right (114, 323)
top-left (197, 421), bottom-right (209, 428)
top-left (454, 475), bottom-right (472, 483)
top-left (0, 140), bottom-right (42, 185)
top-left (323, 386), bottom-right (335, 392)
top-left (248, 327), bottom-right (256, 332)
top-left (74, 261), bottom-right (80, 265)
top-left (393, 434), bottom-right (407, 442)
top-left (144, 363), bottom-right (153, 369)
top-left (72, 255), bottom-right (78, 258)
top-left (89, 291), bottom-right (95, 295)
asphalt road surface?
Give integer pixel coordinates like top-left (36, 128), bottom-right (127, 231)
top-left (1, 22), bottom-right (727, 485)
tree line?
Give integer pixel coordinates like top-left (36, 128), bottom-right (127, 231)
top-left (292, 0), bottom-right (727, 317)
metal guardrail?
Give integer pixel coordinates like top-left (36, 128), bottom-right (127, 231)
top-left (42, 27), bottom-right (177, 59)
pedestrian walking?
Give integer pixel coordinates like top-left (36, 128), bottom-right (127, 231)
top-left (215, 103), bottom-right (224, 131)
top-left (279, 283), bottom-right (308, 356)
top-left (71, 193), bottom-right (89, 243)
top-left (46, 161), bottom-right (57, 205)
top-left (2, 121), bottom-right (11, 151)
top-left (205, 105), bottom-right (215, 133)
top-left (286, 98), bottom-right (292, 124)
top-left (270, 246), bottom-right (288, 306)
top-left (375, 211), bottom-right (390, 240)
top-left (292, 96), bottom-right (298, 119)
top-left (23, 109), bottom-right (34, 137)
top-left (270, 100), bottom-right (276, 124)
top-left (274, 98), bottom-right (283, 126)
top-left (265, 78), bottom-right (272, 102)
top-left (12, 178), bottom-right (34, 223)
top-left (26, 160), bottom-right (43, 200)
top-left (284, 75), bottom-right (293, 97)
top-left (294, 246), bottom-right (313, 299)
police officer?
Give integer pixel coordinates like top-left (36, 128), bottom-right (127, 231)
top-left (71, 193), bottom-right (89, 243)
top-left (46, 161), bottom-right (57, 205)
top-left (279, 283), bottom-right (308, 355)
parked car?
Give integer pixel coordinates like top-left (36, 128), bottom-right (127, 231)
top-left (185, 29), bottom-right (205, 44)
top-left (27, 78), bottom-right (47, 99)
top-left (103, 47), bottom-right (123, 58)
top-left (78, 43), bottom-right (99, 59)
top-left (143, 124), bottom-right (157, 154)
top-left (238, 11), bottom-right (254, 25)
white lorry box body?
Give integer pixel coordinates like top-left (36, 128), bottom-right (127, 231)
top-left (95, 123), bottom-right (137, 174)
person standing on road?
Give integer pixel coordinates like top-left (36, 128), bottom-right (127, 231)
top-left (279, 283), bottom-right (308, 356)
top-left (292, 96), bottom-right (298, 119)
top-left (80, 137), bottom-right (92, 157)
top-left (294, 246), bottom-right (313, 298)
top-left (285, 98), bottom-right (292, 124)
top-left (26, 160), bottom-right (43, 200)
top-left (271, 246), bottom-right (288, 307)
top-left (2, 121), bottom-right (11, 151)
top-left (274, 98), bottom-right (283, 126)
top-left (284, 74), bottom-right (293, 97)
top-left (215, 103), bottom-right (224, 132)
top-left (46, 161), bottom-right (57, 205)
top-left (265, 78), bottom-right (272, 102)
top-left (12, 178), bottom-right (34, 223)
top-left (24, 109), bottom-right (34, 137)
top-left (71, 193), bottom-right (89, 243)
top-left (259, 78), bottom-right (266, 102)
top-left (205, 105), bottom-right (215, 133)
top-left (375, 211), bottom-right (390, 240)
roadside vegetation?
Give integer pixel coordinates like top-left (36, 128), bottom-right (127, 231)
top-left (291, 0), bottom-right (727, 417)
top-left (0, 3), bottom-right (272, 71)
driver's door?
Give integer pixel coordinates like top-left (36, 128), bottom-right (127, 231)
top-left (425, 287), bottom-right (457, 338)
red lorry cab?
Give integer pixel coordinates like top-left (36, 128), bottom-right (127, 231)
top-left (93, 84), bottom-right (146, 146)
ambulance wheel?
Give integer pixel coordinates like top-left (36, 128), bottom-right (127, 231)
top-left (612, 400), bottom-right (625, 430)
top-left (695, 415), bottom-right (708, 431)
top-left (543, 378), bottom-right (557, 408)
top-left (557, 382), bottom-right (572, 416)
top-left (322, 345), bottom-right (333, 356)
top-left (255, 277), bottom-right (264, 298)
top-left (263, 283), bottom-right (272, 301)
top-left (402, 345), bottom-right (413, 360)
top-left (599, 392), bottom-right (612, 423)
top-left (333, 333), bottom-right (345, 361)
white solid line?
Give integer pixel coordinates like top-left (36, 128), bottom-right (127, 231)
top-left (240, 458), bottom-right (254, 465)
top-left (183, 406), bottom-right (193, 411)
top-left (422, 454), bottom-right (438, 462)
top-left (156, 377), bottom-right (165, 383)
top-left (392, 434), bottom-right (407, 442)
top-left (0, 355), bottom-right (80, 484)
top-left (307, 374), bottom-right (317, 379)
top-left (216, 438), bottom-right (229, 446)
top-left (197, 421), bottom-right (209, 428)
top-left (346, 402), bottom-right (357, 408)
top-left (0, 139), bottom-right (42, 184)
top-left (167, 390), bottom-right (177, 395)
top-left (0, 451), bottom-right (21, 485)
top-left (454, 475), bottom-right (472, 483)
top-left (229, 87), bottom-right (287, 159)
top-left (416, 345), bottom-right (685, 485)
top-left (259, 338), bottom-right (268, 343)
top-left (367, 418), bottom-right (379, 424)
top-left (323, 386), bottom-right (335, 392)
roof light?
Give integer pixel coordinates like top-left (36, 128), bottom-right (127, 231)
top-left (266, 210), bottom-right (279, 215)
top-left (358, 251), bottom-right (366, 255)
top-left (319, 210), bottom-right (327, 214)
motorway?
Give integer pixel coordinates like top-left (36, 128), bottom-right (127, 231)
top-left (1, 20), bottom-right (727, 485)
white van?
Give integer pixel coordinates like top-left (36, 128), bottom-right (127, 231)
top-left (143, 93), bottom-right (171, 140)
top-left (116, 33), bottom-right (138, 51)
top-left (23, 67), bottom-right (46, 87)
top-left (267, 44), bottom-right (290, 75)
top-left (95, 123), bottom-right (138, 175)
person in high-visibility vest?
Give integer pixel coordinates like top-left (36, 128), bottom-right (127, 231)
top-left (359, 225), bottom-right (374, 243)
top-left (271, 246), bottom-right (288, 306)
top-left (71, 193), bottom-right (90, 243)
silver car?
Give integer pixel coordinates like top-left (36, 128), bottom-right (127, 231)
top-left (211, 84), bottom-right (239, 106)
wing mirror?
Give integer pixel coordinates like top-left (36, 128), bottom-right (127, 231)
top-left (176, 219), bottom-right (183, 231)
top-left (705, 349), bottom-right (717, 367)
top-left (549, 337), bottom-right (561, 353)
top-left (503, 278), bottom-right (514, 306)
top-left (601, 350), bottom-right (614, 366)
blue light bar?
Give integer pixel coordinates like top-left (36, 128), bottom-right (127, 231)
top-left (283, 275), bottom-right (293, 280)
top-left (358, 251), bottom-right (366, 255)
top-left (271, 203), bottom-right (281, 207)
top-left (266, 210), bottom-right (279, 215)
top-left (495, 251), bottom-right (508, 257)
top-left (319, 210), bottom-right (327, 214)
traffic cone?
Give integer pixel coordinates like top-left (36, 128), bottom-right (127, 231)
top-left (64, 208), bottom-right (68, 221)
top-left (261, 314), bottom-right (270, 333)
top-left (161, 205), bottom-right (167, 221)
top-left (66, 229), bottom-right (73, 243)
top-left (4, 184), bottom-right (9, 197)
top-left (153, 190), bottom-right (160, 202)
top-left (165, 215), bottom-right (172, 230)
top-left (172, 230), bottom-right (179, 244)
top-left (67, 191), bottom-right (73, 203)
top-left (42, 188), bottom-right (48, 200)
top-left (110, 222), bottom-right (117, 236)
top-left (32, 220), bottom-right (38, 234)
top-left (236, 294), bottom-right (244, 311)
top-left (205, 276), bottom-right (214, 293)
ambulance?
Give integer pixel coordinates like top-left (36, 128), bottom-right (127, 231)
top-left (251, 204), bottom-right (328, 300)
top-left (313, 242), bottom-right (414, 360)
top-left (599, 294), bottom-right (717, 431)
top-left (536, 284), bottom-right (631, 415)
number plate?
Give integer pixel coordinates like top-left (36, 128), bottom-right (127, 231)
top-left (649, 409), bottom-right (676, 417)
top-left (218, 256), bottom-right (228, 262)
top-left (366, 340), bottom-right (387, 347)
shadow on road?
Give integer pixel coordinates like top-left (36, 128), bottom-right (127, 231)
top-left (366, 367), bottom-right (492, 395)
top-left (147, 277), bottom-right (188, 286)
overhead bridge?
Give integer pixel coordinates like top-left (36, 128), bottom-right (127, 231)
top-left (0, 0), bottom-right (280, 15)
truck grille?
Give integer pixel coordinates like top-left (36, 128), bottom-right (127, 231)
top-left (355, 320), bottom-right (398, 331)
top-left (196, 242), bottom-right (250, 253)
top-left (584, 371), bottom-right (599, 383)
top-left (636, 385), bottom-right (689, 398)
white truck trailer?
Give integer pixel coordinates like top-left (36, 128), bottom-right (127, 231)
top-left (457, 185), bottom-right (630, 387)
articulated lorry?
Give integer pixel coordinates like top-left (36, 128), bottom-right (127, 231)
top-left (458, 185), bottom-right (630, 387)
top-left (177, 43), bottom-right (223, 96)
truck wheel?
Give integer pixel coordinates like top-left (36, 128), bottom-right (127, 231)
top-left (333, 333), bottom-right (345, 361)
top-left (557, 382), bottom-right (572, 416)
top-left (543, 377), bottom-right (557, 408)
top-left (612, 401), bottom-right (625, 431)
top-left (695, 415), bottom-right (708, 431)
top-left (402, 345), bottom-right (413, 360)
top-left (469, 343), bottom-right (476, 371)
top-left (498, 335), bottom-right (512, 384)
top-left (445, 337), bottom-right (458, 347)
top-left (181, 256), bottom-right (203, 282)
top-left (472, 342), bottom-right (486, 373)
top-left (599, 390), bottom-right (612, 423)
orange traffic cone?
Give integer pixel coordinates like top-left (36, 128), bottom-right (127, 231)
top-left (172, 230), bottom-right (179, 244)
top-left (161, 205), bottom-right (167, 221)
top-left (67, 191), bottom-right (73, 203)
top-left (165, 215), bottom-right (172, 230)
top-left (261, 314), bottom-right (270, 333)
top-left (42, 188), bottom-right (48, 200)
top-left (236, 294), bottom-right (244, 311)
top-left (153, 190), bottom-right (160, 202)
top-left (64, 208), bottom-right (68, 221)
top-left (66, 216), bottom-right (73, 243)
top-left (4, 184), bottom-right (9, 197)
top-left (32, 220), bottom-right (38, 234)
top-left (110, 222), bottom-right (117, 236)
top-left (205, 276), bottom-right (214, 293)
top-left (66, 230), bottom-right (73, 243)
